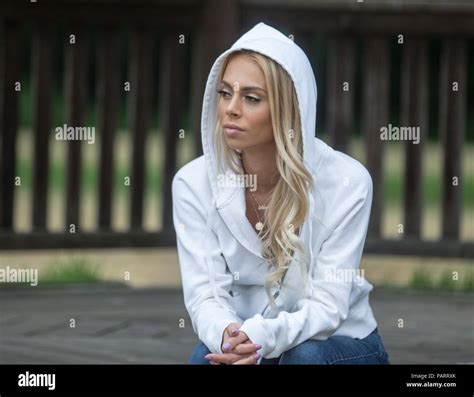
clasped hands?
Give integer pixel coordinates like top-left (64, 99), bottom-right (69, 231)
top-left (204, 322), bottom-right (262, 365)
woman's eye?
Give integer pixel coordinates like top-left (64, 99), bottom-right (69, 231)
top-left (217, 89), bottom-right (260, 103)
top-left (217, 89), bottom-right (231, 98)
top-left (245, 96), bottom-right (260, 103)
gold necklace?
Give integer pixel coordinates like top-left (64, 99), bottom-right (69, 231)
top-left (250, 189), bottom-right (271, 210)
top-left (247, 189), bottom-right (272, 232)
top-left (248, 192), bottom-right (265, 232)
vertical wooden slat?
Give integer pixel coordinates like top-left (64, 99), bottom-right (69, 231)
top-left (191, 0), bottom-right (238, 158)
top-left (64, 26), bottom-right (89, 231)
top-left (160, 33), bottom-right (187, 232)
top-left (401, 38), bottom-right (428, 239)
top-left (439, 39), bottom-right (467, 240)
top-left (129, 28), bottom-right (152, 230)
top-left (327, 35), bottom-right (355, 152)
top-left (293, 30), bottom-right (317, 136)
top-left (31, 24), bottom-right (53, 231)
top-left (0, 21), bottom-right (20, 231)
top-left (293, 30), bottom-right (313, 63)
top-left (97, 26), bottom-right (120, 230)
top-left (363, 37), bottom-right (390, 238)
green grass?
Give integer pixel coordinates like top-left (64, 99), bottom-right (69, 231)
top-left (461, 271), bottom-right (474, 291)
top-left (409, 267), bottom-right (474, 292)
top-left (40, 258), bottom-right (101, 284)
top-left (19, 83), bottom-right (98, 130)
top-left (384, 172), bottom-right (474, 207)
top-left (17, 157), bottom-right (163, 195)
top-left (409, 267), bottom-right (435, 290)
top-left (15, 154), bottom-right (473, 206)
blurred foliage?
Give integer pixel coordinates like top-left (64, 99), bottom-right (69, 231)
top-left (409, 267), bottom-right (474, 291)
top-left (40, 257), bottom-right (101, 283)
top-left (16, 27), bottom-right (474, 141)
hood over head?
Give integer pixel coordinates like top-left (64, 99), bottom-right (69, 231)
top-left (200, 22), bottom-right (319, 316)
top-left (201, 21), bottom-right (318, 207)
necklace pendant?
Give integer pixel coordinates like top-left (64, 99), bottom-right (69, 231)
top-left (258, 205), bottom-right (268, 210)
top-left (255, 221), bottom-right (264, 231)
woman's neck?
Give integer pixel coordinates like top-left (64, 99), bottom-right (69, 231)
top-left (241, 144), bottom-right (279, 194)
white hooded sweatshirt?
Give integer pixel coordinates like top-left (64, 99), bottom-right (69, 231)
top-left (172, 22), bottom-right (377, 362)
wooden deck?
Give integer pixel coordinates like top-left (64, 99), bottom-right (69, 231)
top-left (0, 284), bottom-right (472, 364)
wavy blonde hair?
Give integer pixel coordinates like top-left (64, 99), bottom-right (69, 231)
top-left (214, 49), bottom-right (314, 312)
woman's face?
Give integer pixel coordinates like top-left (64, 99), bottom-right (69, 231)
top-left (217, 54), bottom-right (274, 152)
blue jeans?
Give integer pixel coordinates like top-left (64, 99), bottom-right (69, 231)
top-left (187, 327), bottom-right (390, 364)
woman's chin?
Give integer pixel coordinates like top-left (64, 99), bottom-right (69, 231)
top-left (227, 143), bottom-right (245, 153)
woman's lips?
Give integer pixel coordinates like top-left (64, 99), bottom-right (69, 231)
top-left (224, 127), bottom-right (243, 137)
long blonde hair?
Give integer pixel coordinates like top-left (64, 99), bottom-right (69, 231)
top-left (214, 49), bottom-right (314, 312)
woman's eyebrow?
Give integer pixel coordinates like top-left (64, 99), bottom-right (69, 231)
top-left (221, 80), bottom-right (266, 93)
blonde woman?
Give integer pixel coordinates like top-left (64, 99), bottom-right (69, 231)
top-left (172, 22), bottom-right (390, 365)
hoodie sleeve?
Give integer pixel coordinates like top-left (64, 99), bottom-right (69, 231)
top-left (172, 173), bottom-right (243, 354)
top-left (239, 166), bottom-right (373, 360)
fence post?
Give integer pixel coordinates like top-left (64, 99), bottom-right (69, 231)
top-left (439, 38), bottom-right (467, 240)
top-left (190, 0), bottom-right (238, 159)
top-left (327, 35), bottom-right (355, 153)
top-left (0, 20), bottom-right (20, 231)
top-left (97, 24), bottom-right (120, 231)
top-left (401, 38), bottom-right (428, 239)
top-left (64, 25), bottom-right (89, 232)
top-left (363, 36), bottom-right (390, 239)
top-left (129, 27), bottom-right (152, 230)
top-left (160, 32), bottom-right (187, 233)
top-left (31, 23), bottom-right (54, 231)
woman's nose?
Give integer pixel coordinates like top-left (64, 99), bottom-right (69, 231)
top-left (226, 95), bottom-right (241, 117)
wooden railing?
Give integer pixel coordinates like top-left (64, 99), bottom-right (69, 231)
top-left (0, 0), bottom-right (472, 258)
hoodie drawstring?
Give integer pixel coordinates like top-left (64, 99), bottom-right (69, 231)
top-left (306, 183), bottom-right (316, 299)
top-left (205, 196), bottom-right (238, 316)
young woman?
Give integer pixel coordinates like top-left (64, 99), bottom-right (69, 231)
top-left (172, 22), bottom-right (390, 365)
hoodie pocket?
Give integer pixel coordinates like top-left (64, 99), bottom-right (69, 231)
top-left (229, 284), bottom-right (246, 298)
top-left (229, 289), bottom-right (241, 298)
top-left (230, 284), bottom-right (270, 319)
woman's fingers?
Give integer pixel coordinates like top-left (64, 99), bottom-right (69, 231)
top-left (226, 323), bottom-right (241, 337)
top-left (205, 352), bottom-right (247, 365)
top-left (232, 353), bottom-right (261, 365)
top-left (232, 343), bottom-right (262, 355)
top-left (206, 339), bottom-right (262, 364)
top-left (222, 331), bottom-right (250, 352)
top-left (227, 325), bottom-right (241, 337)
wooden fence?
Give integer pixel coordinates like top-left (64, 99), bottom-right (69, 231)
top-left (0, 0), bottom-right (473, 257)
